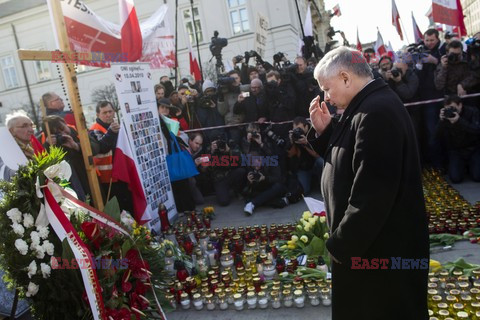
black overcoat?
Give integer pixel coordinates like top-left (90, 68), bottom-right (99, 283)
top-left (312, 79), bottom-right (429, 320)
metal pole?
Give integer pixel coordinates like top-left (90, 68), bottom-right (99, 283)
top-left (174, 0), bottom-right (178, 88)
top-left (294, 0), bottom-right (306, 39)
top-left (190, 0), bottom-right (204, 82)
top-left (11, 24), bottom-right (38, 127)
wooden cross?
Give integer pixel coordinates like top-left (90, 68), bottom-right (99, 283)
top-left (17, 1), bottom-right (104, 210)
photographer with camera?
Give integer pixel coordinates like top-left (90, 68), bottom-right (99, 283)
top-left (195, 80), bottom-right (226, 145)
top-left (41, 115), bottom-right (101, 201)
top-left (291, 56), bottom-right (321, 118)
top-left (208, 138), bottom-right (247, 206)
top-left (177, 84), bottom-right (201, 129)
top-left (436, 95), bottom-right (480, 183)
top-left (415, 29), bottom-right (446, 169)
top-left (286, 117), bottom-right (324, 195)
top-left (379, 55), bottom-right (419, 102)
top-left (264, 70), bottom-right (296, 137)
top-left (434, 40), bottom-right (477, 96)
top-left (233, 78), bottom-right (268, 123)
top-left (240, 123), bottom-right (274, 155)
top-left (243, 151), bottom-right (287, 215)
top-left (217, 70), bottom-right (249, 147)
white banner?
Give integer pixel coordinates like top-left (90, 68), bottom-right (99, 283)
top-left (254, 13), bottom-right (269, 59)
top-left (111, 63), bottom-right (177, 232)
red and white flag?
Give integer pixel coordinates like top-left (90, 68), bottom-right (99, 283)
top-left (112, 126), bottom-right (149, 224)
top-left (187, 39), bottom-right (202, 82)
top-left (431, 0), bottom-right (467, 36)
top-left (119, 0), bottom-right (142, 62)
top-left (411, 12), bottom-right (423, 43)
top-left (374, 30), bottom-right (386, 56)
top-left (47, 0), bottom-right (175, 68)
top-left (356, 27), bottom-right (362, 52)
top-left (332, 4), bottom-right (341, 17)
top-left (392, 0), bottom-right (403, 40)
top-left (387, 41), bottom-right (395, 60)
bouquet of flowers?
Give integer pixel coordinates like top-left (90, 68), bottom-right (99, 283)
top-left (0, 147), bottom-right (188, 319)
top-left (278, 211), bottom-right (330, 265)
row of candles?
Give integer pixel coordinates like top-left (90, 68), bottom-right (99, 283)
top-left (423, 170), bottom-right (480, 235)
top-left (166, 277), bottom-right (333, 311)
top-left (427, 269), bottom-right (480, 319)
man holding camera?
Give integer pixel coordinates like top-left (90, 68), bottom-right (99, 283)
top-left (195, 80), bottom-right (226, 145)
top-left (208, 139), bottom-right (247, 206)
top-left (234, 78), bottom-right (268, 123)
top-left (286, 117), bottom-right (324, 195)
top-left (436, 95), bottom-right (480, 183)
top-left (243, 152), bottom-right (287, 215)
top-left (380, 56), bottom-right (419, 102)
top-left (416, 29), bottom-right (446, 168)
top-left (435, 40), bottom-right (477, 96)
top-left (218, 70), bottom-right (248, 147)
top-left (177, 84), bottom-right (201, 129)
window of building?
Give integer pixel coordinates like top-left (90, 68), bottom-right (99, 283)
top-left (0, 55), bottom-right (19, 89)
top-left (183, 7), bottom-right (204, 44)
top-left (34, 59), bottom-right (51, 81)
top-left (227, 0), bottom-right (250, 35)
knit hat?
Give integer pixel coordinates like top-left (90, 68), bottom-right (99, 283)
top-left (202, 79), bottom-right (215, 92)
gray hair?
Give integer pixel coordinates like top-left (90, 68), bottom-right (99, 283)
top-left (41, 91), bottom-right (55, 107)
top-left (314, 46), bottom-right (373, 81)
top-left (5, 110), bottom-right (31, 129)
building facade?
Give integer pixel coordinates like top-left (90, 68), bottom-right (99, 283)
top-left (462, 0), bottom-right (480, 36)
top-left (0, 0), bottom-right (331, 126)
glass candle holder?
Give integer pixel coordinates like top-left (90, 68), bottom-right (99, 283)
top-left (205, 293), bottom-right (216, 311)
top-left (166, 293), bottom-right (176, 311)
top-left (283, 289), bottom-right (293, 308)
top-left (221, 249), bottom-right (234, 269)
top-left (294, 289), bottom-right (305, 308)
top-left (247, 291), bottom-right (257, 309)
top-left (270, 290), bottom-right (281, 309)
top-left (258, 291), bottom-right (268, 309)
top-left (218, 293), bottom-right (228, 310)
top-left (180, 292), bottom-right (191, 310)
top-left (263, 261), bottom-right (277, 280)
top-left (321, 288), bottom-right (332, 306)
top-left (192, 293), bottom-right (203, 310)
top-left (234, 293), bottom-right (245, 311)
top-left (308, 288), bottom-right (320, 306)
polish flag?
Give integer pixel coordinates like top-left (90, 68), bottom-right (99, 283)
top-left (432, 0), bottom-right (466, 36)
top-left (411, 12), bottom-right (423, 44)
top-left (187, 39), bottom-right (202, 82)
top-left (332, 4), bottom-right (341, 17)
top-left (31, 135), bottom-right (45, 155)
top-left (387, 41), bottom-right (395, 60)
top-left (119, 0), bottom-right (142, 62)
top-left (374, 30), bottom-right (386, 56)
top-left (356, 27), bottom-right (362, 52)
top-left (392, 0), bottom-right (403, 40)
top-left (112, 125), bottom-right (148, 224)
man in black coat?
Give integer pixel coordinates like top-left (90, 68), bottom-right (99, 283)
top-left (308, 46), bottom-right (429, 319)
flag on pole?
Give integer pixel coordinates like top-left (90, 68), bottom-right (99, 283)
top-left (187, 39), bottom-right (201, 82)
top-left (332, 4), bottom-right (341, 17)
top-left (387, 41), bottom-right (395, 60)
top-left (119, 0), bottom-right (142, 62)
top-left (392, 0), bottom-right (403, 40)
top-left (356, 27), bottom-right (362, 52)
top-left (112, 126), bottom-right (149, 224)
top-left (431, 0), bottom-right (467, 36)
top-left (411, 12), bottom-right (423, 43)
top-left (374, 30), bottom-right (386, 56)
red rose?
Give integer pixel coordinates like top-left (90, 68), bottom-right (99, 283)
top-left (125, 249), bottom-right (150, 280)
top-left (134, 280), bottom-right (148, 295)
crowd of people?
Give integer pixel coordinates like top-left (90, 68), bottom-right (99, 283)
top-left (4, 28), bottom-right (480, 215)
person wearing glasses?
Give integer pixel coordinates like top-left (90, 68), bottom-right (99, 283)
top-left (6, 110), bottom-right (36, 159)
top-left (41, 91), bottom-right (76, 127)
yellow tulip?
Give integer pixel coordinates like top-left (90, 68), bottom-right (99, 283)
top-left (291, 235), bottom-right (299, 242)
top-left (300, 235), bottom-right (308, 243)
top-left (303, 211), bottom-right (312, 220)
top-left (304, 223), bottom-right (311, 232)
top-left (323, 233), bottom-right (329, 239)
top-left (287, 244), bottom-right (296, 249)
top-left (429, 259), bottom-right (442, 272)
top-left (308, 217), bottom-right (316, 225)
top-left (320, 216), bottom-right (326, 223)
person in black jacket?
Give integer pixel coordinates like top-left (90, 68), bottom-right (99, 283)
top-left (415, 29), bottom-right (446, 168)
top-left (243, 151), bottom-right (287, 215)
top-left (308, 47), bottom-right (428, 319)
top-left (233, 78), bottom-right (268, 123)
top-left (292, 56), bottom-right (321, 117)
top-left (195, 80), bottom-right (226, 145)
top-left (436, 95), bottom-right (480, 183)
